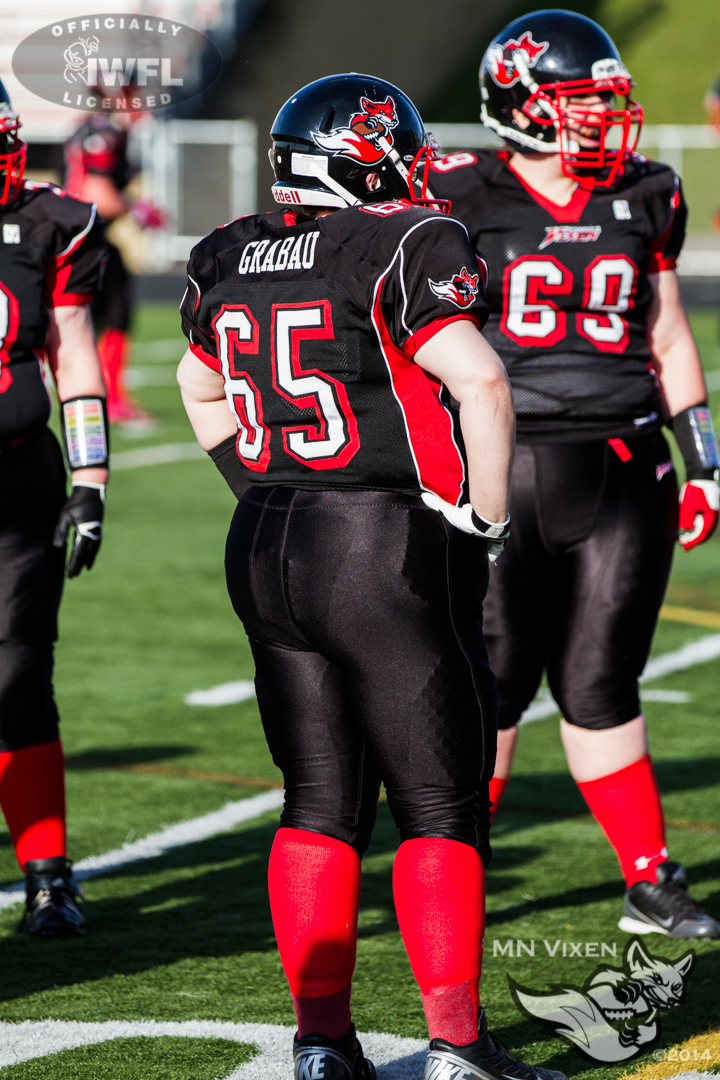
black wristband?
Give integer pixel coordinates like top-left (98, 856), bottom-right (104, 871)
top-left (470, 508), bottom-right (511, 540)
top-left (208, 435), bottom-right (251, 500)
top-left (670, 404), bottom-right (720, 481)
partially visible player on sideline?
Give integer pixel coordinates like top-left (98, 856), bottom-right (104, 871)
top-left (431, 10), bottom-right (720, 940)
top-left (704, 74), bottom-right (720, 129)
top-left (64, 93), bottom-right (163, 422)
top-left (178, 74), bottom-right (566, 1080)
top-left (0, 83), bottom-right (109, 935)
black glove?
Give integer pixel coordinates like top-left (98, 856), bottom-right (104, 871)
top-left (53, 483), bottom-right (105, 578)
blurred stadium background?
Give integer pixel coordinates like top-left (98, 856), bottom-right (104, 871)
top-left (3, 0), bottom-right (720, 296)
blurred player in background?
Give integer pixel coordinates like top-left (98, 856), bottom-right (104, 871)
top-left (704, 75), bottom-right (720, 129)
top-left (64, 89), bottom-right (164, 423)
top-left (0, 83), bottom-right (109, 935)
top-left (178, 73), bottom-right (566, 1080)
top-left (431, 10), bottom-right (720, 940)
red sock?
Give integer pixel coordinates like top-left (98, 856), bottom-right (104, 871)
top-left (268, 827), bottom-right (360, 1040)
top-left (393, 838), bottom-right (485, 1045)
top-left (577, 754), bottom-right (667, 887)
top-left (0, 740), bottom-right (66, 871)
top-left (488, 776), bottom-right (508, 821)
top-left (97, 328), bottom-right (131, 415)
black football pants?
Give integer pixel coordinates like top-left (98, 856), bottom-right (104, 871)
top-left (225, 486), bottom-right (497, 865)
top-left (0, 430), bottom-right (66, 752)
top-left (483, 432), bottom-right (678, 731)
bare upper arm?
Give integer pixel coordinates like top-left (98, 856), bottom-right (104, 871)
top-left (177, 348), bottom-right (226, 403)
top-left (414, 319), bottom-right (510, 403)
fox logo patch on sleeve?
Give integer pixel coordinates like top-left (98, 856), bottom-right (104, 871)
top-left (428, 267), bottom-right (480, 309)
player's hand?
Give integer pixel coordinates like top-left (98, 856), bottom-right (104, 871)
top-left (678, 479), bottom-right (720, 550)
top-left (53, 483), bottom-right (105, 577)
top-left (421, 491), bottom-right (510, 562)
top-left (130, 200), bottom-right (166, 229)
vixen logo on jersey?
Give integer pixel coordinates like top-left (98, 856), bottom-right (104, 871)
top-left (538, 225), bottom-right (602, 250)
top-left (487, 31), bottom-right (549, 88)
top-left (428, 267), bottom-right (479, 309)
top-left (311, 96), bottom-right (399, 166)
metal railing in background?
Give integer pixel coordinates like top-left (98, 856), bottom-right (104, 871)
top-left (137, 119), bottom-right (258, 268)
top-left (429, 124), bottom-right (720, 277)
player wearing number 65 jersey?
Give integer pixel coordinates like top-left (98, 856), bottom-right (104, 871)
top-left (0, 81), bottom-right (109, 935)
top-left (179, 73), bottom-right (567, 1080)
top-left (431, 9), bottom-right (720, 939)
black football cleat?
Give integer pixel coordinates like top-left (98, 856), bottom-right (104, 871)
top-left (293, 1023), bottom-right (376, 1080)
top-left (618, 860), bottom-right (720, 939)
top-left (424, 1008), bottom-right (566, 1080)
top-left (20, 857), bottom-right (86, 937)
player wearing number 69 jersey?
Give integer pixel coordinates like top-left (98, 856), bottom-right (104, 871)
top-left (430, 9), bottom-right (720, 940)
top-left (179, 74), bottom-right (569, 1080)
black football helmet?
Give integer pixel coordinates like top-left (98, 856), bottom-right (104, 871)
top-left (269, 73), bottom-right (447, 211)
top-left (0, 81), bottom-right (24, 204)
top-left (480, 10), bottom-right (642, 188)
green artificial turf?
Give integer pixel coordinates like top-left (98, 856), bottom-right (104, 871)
top-left (0, 1037), bottom-right (256, 1079)
top-left (0, 304), bottom-right (719, 1079)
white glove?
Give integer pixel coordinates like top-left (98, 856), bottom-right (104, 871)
top-left (421, 491), bottom-right (510, 562)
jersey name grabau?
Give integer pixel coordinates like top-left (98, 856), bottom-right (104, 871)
top-left (431, 150), bottom-right (686, 442)
top-left (181, 202), bottom-right (489, 503)
top-left (0, 182), bottom-right (106, 442)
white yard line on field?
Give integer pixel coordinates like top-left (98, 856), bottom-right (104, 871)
top-left (184, 680), bottom-right (256, 706)
top-left (131, 338), bottom-right (187, 362)
top-left (0, 790), bottom-right (284, 911)
top-left (0, 1020), bottom-right (428, 1079)
top-left (111, 442), bottom-right (206, 470)
top-left (1, 636), bottom-right (716, 912)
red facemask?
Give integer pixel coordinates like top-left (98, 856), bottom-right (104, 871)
top-left (0, 115), bottom-right (26, 205)
top-left (522, 76), bottom-right (643, 189)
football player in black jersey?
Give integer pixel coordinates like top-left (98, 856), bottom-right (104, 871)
top-left (178, 74), bottom-right (566, 1080)
top-left (0, 83), bottom-right (109, 936)
top-left (431, 9), bottom-right (720, 940)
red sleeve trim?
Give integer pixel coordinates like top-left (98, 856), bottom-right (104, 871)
top-left (190, 340), bottom-right (221, 372)
top-left (647, 182), bottom-right (681, 271)
top-left (404, 313), bottom-right (480, 358)
top-left (47, 292), bottom-right (94, 308)
top-left (647, 254), bottom-right (677, 274)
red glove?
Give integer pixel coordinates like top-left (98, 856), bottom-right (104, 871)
top-left (130, 200), bottom-right (167, 229)
top-left (678, 479), bottom-right (720, 550)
